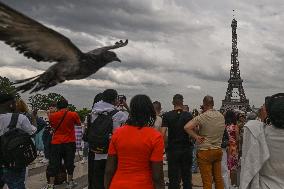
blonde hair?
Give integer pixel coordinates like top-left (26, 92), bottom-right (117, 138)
top-left (16, 99), bottom-right (29, 113)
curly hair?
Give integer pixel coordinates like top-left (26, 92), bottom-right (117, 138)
top-left (126, 94), bottom-right (156, 127)
top-left (225, 110), bottom-right (237, 125)
top-left (16, 99), bottom-right (29, 113)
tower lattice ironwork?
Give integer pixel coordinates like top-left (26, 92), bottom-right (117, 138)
top-left (221, 18), bottom-right (250, 112)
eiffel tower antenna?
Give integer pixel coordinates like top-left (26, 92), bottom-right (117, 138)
top-left (220, 18), bottom-right (251, 113)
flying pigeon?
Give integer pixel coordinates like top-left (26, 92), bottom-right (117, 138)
top-left (0, 2), bottom-right (128, 93)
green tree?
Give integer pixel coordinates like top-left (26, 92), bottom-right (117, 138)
top-left (0, 76), bottom-right (20, 98)
top-left (67, 104), bottom-right (77, 112)
top-left (28, 93), bottom-right (48, 110)
top-left (28, 93), bottom-right (77, 111)
top-left (46, 93), bottom-right (65, 104)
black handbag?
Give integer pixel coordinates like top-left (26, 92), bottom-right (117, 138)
top-left (221, 129), bottom-right (229, 148)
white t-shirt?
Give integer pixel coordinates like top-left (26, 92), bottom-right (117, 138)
top-left (154, 115), bottom-right (162, 131)
top-left (0, 113), bottom-right (37, 136)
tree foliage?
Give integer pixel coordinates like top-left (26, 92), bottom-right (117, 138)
top-left (67, 104), bottom-right (77, 112)
top-left (76, 108), bottom-right (91, 122)
top-left (28, 94), bottom-right (47, 110)
top-left (28, 92), bottom-right (77, 111)
top-left (0, 76), bottom-right (20, 98)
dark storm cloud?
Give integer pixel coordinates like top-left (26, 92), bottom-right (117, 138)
top-left (1, 0), bottom-right (210, 43)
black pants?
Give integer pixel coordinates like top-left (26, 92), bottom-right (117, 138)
top-left (42, 129), bottom-right (52, 159)
top-left (88, 151), bottom-right (95, 189)
top-left (88, 154), bottom-right (106, 189)
top-left (48, 142), bottom-right (76, 177)
top-left (0, 169), bottom-right (4, 188)
top-left (167, 147), bottom-right (193, 189)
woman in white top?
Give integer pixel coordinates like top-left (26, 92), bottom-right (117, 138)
top-left (241, 93), bottom-right (284, 189)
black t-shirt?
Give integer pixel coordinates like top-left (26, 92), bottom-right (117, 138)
top-left (162, 109), bottom-right (193, 149)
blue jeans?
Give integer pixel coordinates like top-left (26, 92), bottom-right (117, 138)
top-left (192, 143), bottom-right (198, 173)
top-left (0, 167), bottom-right (26, 189)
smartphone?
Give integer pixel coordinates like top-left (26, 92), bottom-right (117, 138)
top-left (118, 95), bottom-right (126, 105)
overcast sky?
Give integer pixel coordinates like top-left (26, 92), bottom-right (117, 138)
top-left (1, 0), bottom-right (284, 111)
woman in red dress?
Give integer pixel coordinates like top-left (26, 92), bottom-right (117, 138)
top-left (104, 94), bottom-right (165, 189)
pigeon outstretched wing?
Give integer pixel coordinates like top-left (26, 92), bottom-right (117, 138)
top-left (0, 2), bottom-right (128, 93)
top-left (88, 40), bottom-right (128, 55)
top-left (0, 1), bottom-right (82, 64)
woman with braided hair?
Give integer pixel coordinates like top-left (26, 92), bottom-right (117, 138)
top-left (104, 94), bottom-right (165, 189)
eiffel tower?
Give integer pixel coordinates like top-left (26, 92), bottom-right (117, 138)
top-left (221, 18), bottom-right (250, 112)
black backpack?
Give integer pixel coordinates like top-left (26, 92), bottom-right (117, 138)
top-left (86, 110), bottom-right (118, 154)
top-left (0, 113), bottom-right (37, 168)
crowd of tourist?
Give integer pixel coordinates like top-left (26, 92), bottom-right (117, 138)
top-left (0, 90), bottom-right (283, 189)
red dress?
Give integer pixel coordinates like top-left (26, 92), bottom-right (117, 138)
top-left (108, 125), bottom-right (164, 189)
top-left (226, 124), bottom-right (239, 171)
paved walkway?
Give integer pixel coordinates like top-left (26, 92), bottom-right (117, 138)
top-left (24, 158), bottom-right (238, 189)
top-left (0, 154), bottom-right (232, 189)
top-left (9, 156), bottom-right (238, 189)
top-left (21, 157), bottom-right (204, 189)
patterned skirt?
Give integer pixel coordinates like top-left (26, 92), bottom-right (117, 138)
top-left (227, 141), bottom-right (239, 171)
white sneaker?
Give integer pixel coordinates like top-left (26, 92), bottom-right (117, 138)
top-left (39, 151), bottom-right (45, 157)
top-left (42, 184), bottom-right (54, 189)
top-left (40, 158), bottom-right (49, 164)
top-left (66, 180), bottom-right (78, 189)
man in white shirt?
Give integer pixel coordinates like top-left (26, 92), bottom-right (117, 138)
top-left (89, 89), bottom-right (128, 189)
top-left (0, 93), bottom-right (36, 189)
top-left (153, 101), bottom-right (162, 131)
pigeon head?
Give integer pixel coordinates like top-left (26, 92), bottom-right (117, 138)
top-left (102, 51), bottom-right (121, 63)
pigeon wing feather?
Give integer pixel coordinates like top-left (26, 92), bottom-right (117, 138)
top-left (0, 2), bottom-right (82, 64)
top-left (88, 39), bottom-right (128, 55)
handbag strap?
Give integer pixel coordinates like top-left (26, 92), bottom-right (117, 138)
top-left (7, 113), bottom-right (20, 130)
top-left (53, 110), bottom-right (68, 135)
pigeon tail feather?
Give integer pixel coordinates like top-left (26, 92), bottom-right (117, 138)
top-left (14, 75), bottom-right (43, 93)
top-left (13, 75), bottom-right (40, 84)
